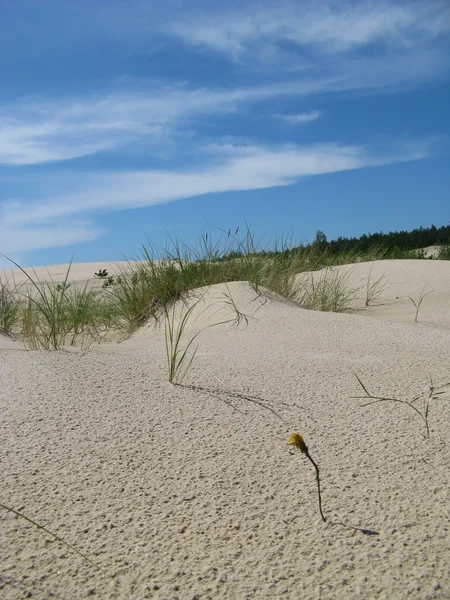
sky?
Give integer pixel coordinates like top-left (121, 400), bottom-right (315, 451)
top-left (0, 0), bottom-right (449, 267)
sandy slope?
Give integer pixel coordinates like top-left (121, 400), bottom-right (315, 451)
top-left (1, 260), bottom-right (449, 599)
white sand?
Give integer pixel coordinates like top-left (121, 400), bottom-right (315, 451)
top-left (0, 262), bottom-right (132, 284)
top-left (1, 259), bottom-right (449, 599)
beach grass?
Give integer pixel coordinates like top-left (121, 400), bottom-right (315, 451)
top-left (0, 275), bottom-right (20, 336)
top-left (2, 227), bottom-right (442, 349)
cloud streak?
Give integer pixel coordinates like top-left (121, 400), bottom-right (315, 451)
top-left (276, 111), bottom-right (322, 124)
top-left (0, 139), bottom-right (433, 255)
top-left (1, 1), bottom-right (448, 261)
top-left (1, 51), bottom-right (445, 168)
top-left (0, 83), bottom-right (324, 165)
top-left (2, 3), bottom-right (449, 167)
top-left (168, 1), bottom-right (450, 58)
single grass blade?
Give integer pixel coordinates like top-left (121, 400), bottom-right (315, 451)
top-left (0, 502), bottom-right (105, 573)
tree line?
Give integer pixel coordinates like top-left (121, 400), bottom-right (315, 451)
top-left (308, 223), bottom-right (450, 255)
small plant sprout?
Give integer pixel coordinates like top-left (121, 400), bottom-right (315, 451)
top-left (56, 281), bottom-right (71, 293)
top-left (364, 268), bottom-right (387, 306)
top-left (353, 373), bottom-right (450, 439)
top-left (102, 276), bottom-right (116, 288)
top-left (397, 285), bottom-right (432, 322)
top-left (0, 502), bottom-right (104, 573)
top-left (94, 269), bottom-right (108, 278)
top-left (288, 433), bottom-right (326, 522)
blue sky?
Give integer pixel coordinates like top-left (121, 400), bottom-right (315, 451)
top-left (0, 0), bottom-right (449, 267)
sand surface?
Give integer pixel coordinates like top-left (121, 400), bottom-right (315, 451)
top-left (1, 259), bottom-right (449, 599)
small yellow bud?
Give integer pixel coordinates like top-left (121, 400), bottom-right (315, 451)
top-left (288, 433), bottom-right (309, 454)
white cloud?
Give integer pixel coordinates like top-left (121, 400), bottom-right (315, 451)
top-left (0, 84), bottom-right (307, 165)
top-left (0, 221), bottom-right (102, 255)
top-left (276, 111), bottom-right (322, 124)
top-left (1, 3), bottom-right (448, 167)
top-left (0, 1), bottom-right (447, 259)
top-left (1, 51), bottom-right (443, 167)
top-left (164, 1), bottom-right (450, 92)
top-left (2, 2), bottom-right (448, 167)
top-left (0, 139), bottom-right (432, 255)
top-left (168, 1), bottom-right (450, 57)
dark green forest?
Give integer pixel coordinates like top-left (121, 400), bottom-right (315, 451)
top-left (304, 223), bottom-right (450, 260)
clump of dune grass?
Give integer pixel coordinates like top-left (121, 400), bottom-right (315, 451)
top-left (0, 276), bottom-right (20, 336)
top-left (10, 259), bottom-right (74, 349)
top-left (295, 267), bottom-right (357, 312)
top-left (437, 245), bottom-right (450, 260)
top-left (163, 297), bottom-right (201, 384)
top-left (288, 433), bottom-right (326, 522)
top-left (2, 256), bottom-right (110, 349)
top-left (353, 373), bottom-right (450, 439)
top-left (163, 287), bottom-right (252, 384)
top-left (364, 267), bottom-right (388, 307)
top-left (104, 227), bottom-right (321, 335)
top-left (64, 283), bottom-right (109, 346)
top-left (101, 261), bottom-right (165, 332)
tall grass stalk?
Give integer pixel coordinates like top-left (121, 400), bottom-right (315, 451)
top-left (402, 286), bottom-right (432, 323)
top-left (9, 259), bottom-right (74, 349)
top-left (163, 289), bottom-right (250, 384)
top-left (0, 276), bottom-right (20, 336)
top-left (2, 256), bottom-right (110, 349)
top-left (364, 268), bottom-right (388, 307)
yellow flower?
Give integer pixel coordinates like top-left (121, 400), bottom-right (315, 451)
top-left (288, 433), bottom-right (309, 454)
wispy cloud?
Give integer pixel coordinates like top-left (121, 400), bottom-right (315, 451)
top-left (0, 139), bottom-right (433, 255)
top-left (168, 1), bottom-right (450, 58)
top-left (165, 1), bottom-right (450, 92)
top-left (2, 4), bottom-right (449, 167)
top-left (0, 221), bottom-right (101, 255)
top-left (276, 111), bottom-right (322, 124)
top-left (1, 1), bottom-right (448, 261)
top-left (1, 54), bottom-right (442, 167)
top-left (0, 84), bottom-right (324, 165)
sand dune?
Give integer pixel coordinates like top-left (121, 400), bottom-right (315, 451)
top-left (1, 259), bottom-right (449, 599)
top-left (0, 262), bottom-right (132, 285)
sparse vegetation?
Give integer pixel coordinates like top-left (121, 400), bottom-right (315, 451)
top-left (296, 267), bottom-right (357, 313)
top-left (0, 502), bottom-right (104, 573)
top-left (289, 433), bottom-right (326, 522)
top-left (94, 268), bottom-right (108, 278)
top-left (0, 276), bottom-right (20, 336)
top-left (352, 373), bottom-right (450, 439)
top-left (1, 223), bottom-right (448, 349)
top-left (1, 222), bottom-right (449, 594)
top-left (399, 285), bottom-right (432, 322)
top-left (364, 268), bottom-right (388, 307)
top-left (163, 288), bottom-right (251, 384)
